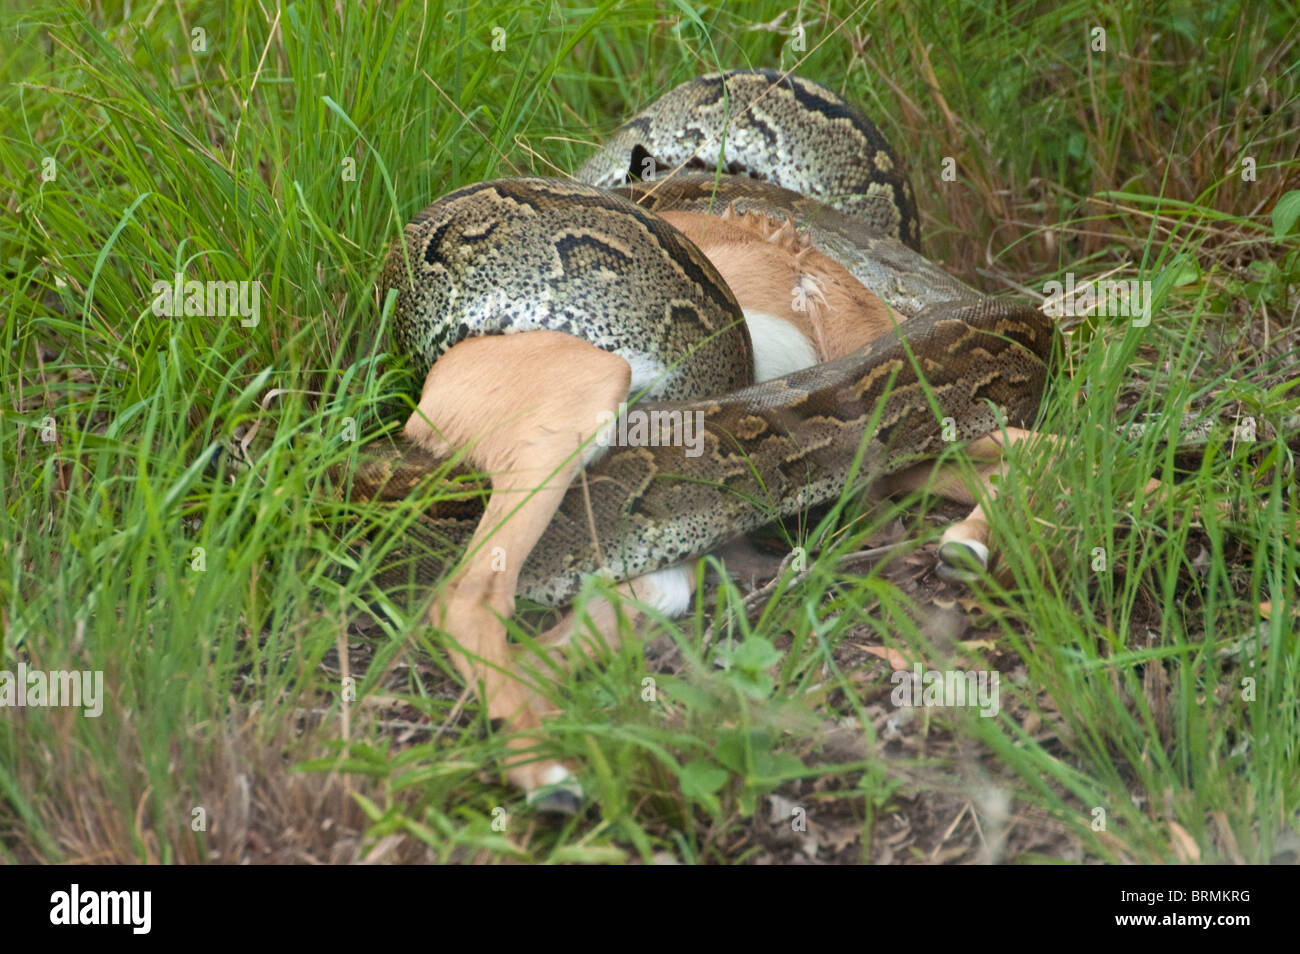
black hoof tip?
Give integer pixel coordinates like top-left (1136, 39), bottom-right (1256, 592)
top-left (529, 788), bottom-right (583, 815)
top-left (936, 540), bottom-right (989, 584)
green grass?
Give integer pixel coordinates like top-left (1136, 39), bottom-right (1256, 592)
top-left (1, 0), bottom-right (1297, 863)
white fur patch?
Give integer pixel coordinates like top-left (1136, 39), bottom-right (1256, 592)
top-left (794, 273), bottom-right (826, 314)
top-left (743, 310), bottom-right (819, 382)
top-left (582, 418), bottom-right (614, 467)
top-left (586, 352), bottom-right (660, 468)
top-left (541, 764), bottom-right (577, 788)
top-left (631, 563), bottom-right (694, 618)
top-left (622, 352), bottom-right (668, 397)
top-left (963, 540), bottom-right (990, 566)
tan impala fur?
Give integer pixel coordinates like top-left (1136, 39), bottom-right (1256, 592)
top-left (403, 330), bottom-right (630, 799)
top-left (657, 207), bottom-right (897, 358)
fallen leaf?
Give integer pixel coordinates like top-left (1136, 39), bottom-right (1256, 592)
top-left (859, 644), bottom-right (918, 669)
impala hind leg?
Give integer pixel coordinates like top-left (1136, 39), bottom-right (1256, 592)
top-left (880, 427), bottom-right (1041, 582)
top-left (523, 564), bottom-right (697, 667)
top-left (404, 330), bottom-right (631, 811)
top-left (888, 427), bottom-right (1169, 582)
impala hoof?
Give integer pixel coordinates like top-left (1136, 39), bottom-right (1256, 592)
top-left (525, 766), bottom-right (584, 815)
top-left (936, 540), bottom-right (989, 583)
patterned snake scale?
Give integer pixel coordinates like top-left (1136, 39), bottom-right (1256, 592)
top-left (366, 69), bottom-right (1058, 606)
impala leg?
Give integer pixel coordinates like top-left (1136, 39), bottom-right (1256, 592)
top-left (521, 563), bottom-right (697, 668)
top-left (937, 429), bottom-right (1036, 579)
top-left (880, 426), bottom-right (1041, 581)
top-left (404, 330), bottom-right (631, 811)
top-left (888, 427), bottom-right (1171, 581)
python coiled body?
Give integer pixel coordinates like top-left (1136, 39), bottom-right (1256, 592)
top-left (576, 68), bottom-right (921, 250)
top-left (370, 70), bottom-right (1057, 606)
top-left (382, 178), bottom-right (752, 400)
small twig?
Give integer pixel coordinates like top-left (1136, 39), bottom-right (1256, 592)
top-left (233, 387), bottom-right (323, 466)
top-left (433, 684), bottom-right (474, 742)
top-left (972, 268), bottom-right (1046, 302)
top-left (576, 465), bottom-right (604, 570)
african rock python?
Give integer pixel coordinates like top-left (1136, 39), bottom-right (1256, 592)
top-left (356, 70), bottom-right (1057, 605)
